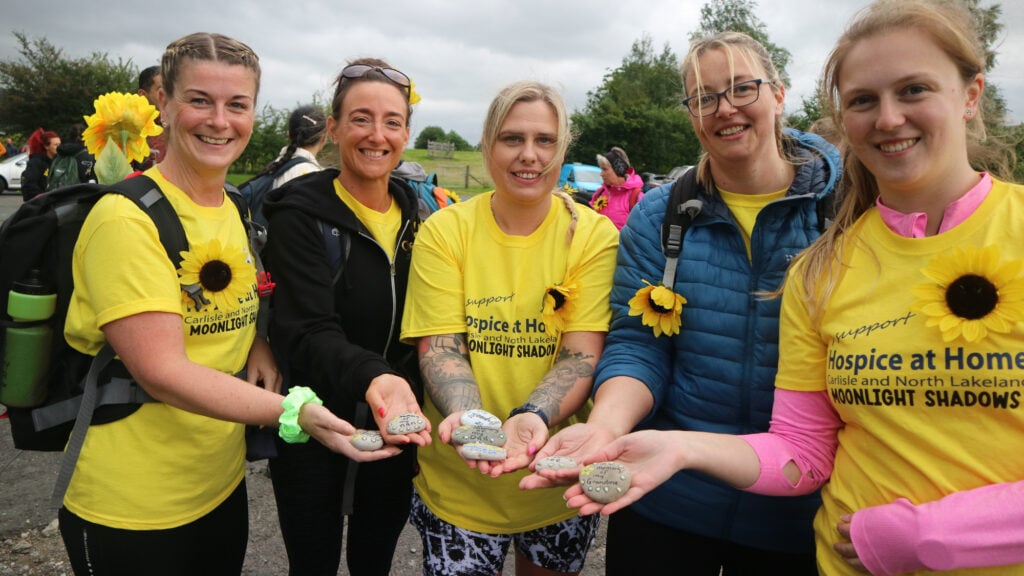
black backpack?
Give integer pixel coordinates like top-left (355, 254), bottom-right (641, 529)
top-left (0, 176), bottom-right (256, 503)
top-left (238, 156), bottom-right (313, 228)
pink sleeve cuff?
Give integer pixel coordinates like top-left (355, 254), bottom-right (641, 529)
top-left (740, 389), bottom-right (840, 495)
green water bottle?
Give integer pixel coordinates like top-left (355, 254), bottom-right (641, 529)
top-left (0, 270), bottom-right (57, 408)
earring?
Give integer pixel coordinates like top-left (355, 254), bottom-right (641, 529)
top-left (965, 108), bottom-right (973, 117)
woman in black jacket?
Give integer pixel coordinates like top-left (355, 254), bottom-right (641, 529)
top-left (21, 128), bottom-right (59, 201)
top-left (262, 57), bottom-right (430, 576)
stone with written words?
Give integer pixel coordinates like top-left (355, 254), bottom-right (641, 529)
top-left (579, 461), bottom-right (631, 504)
top-left (351, 430), bottom-right (384, 451)
top-left (459, 442), bottom-right (507, 461)
top-left (535, 455), bottom-right (578, 471)
top-left (460, 409), bottom-right (502, 429)
top-left (386, 413), bottom-right (427, 435)
top-left (451, 425), bottom-right (507, 446)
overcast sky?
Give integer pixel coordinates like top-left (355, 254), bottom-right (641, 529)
top-left (3, 0), bottom-right (1022, 149)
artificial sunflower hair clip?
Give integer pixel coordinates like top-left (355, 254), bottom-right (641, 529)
top-left (628, 280), bottom-right (686, 337)
top-left (911, 245), bottom-right (1024, 343)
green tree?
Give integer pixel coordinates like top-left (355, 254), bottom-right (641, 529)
top-left (690, 0), bottom-right (792, 87)
top-left (232, 104), bottom-right (290, 174)
top-left (445, 130), bottom-right (473, 151)
top-left (0, 33), bottom-right (137, 136)
top-left (414, 126), bottom-right (447, 149)
top-left (569, 35), bottom-right (700, 175)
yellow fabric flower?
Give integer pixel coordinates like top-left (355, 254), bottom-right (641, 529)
top-left (82, 92), bottom-right (163, 165)
top-left (409, 80), bottom-right (422, 106)
top-left (911, 245), bottom-right (1024, 343)
top-left (177, 239), bottom-right (253, 311)
top-left (542, 278), bottom-right (579, 333)
top-left (593, 195), bottom-right (608, 211)
top-left (628, 280), bottom-right (686, 337)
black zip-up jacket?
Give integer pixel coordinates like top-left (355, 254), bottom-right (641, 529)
top-left (262, 169), bottom-right (423, 420)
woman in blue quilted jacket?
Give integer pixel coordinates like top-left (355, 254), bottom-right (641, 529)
top-left (523, 30), bottom-right (841, 575)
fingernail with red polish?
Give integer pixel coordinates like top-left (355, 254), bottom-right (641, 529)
top-left (378, 406), bottom-right (386, 417)
top-left (528, 444), bottom-right (537, 456)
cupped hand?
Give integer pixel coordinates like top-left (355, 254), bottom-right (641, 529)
top-left (299, 403), bottom-right (402, 461)
top-left (563, 429), bottom-right (685, 516)
top-left (483, 412), bottom-right (549, 477)
top-left (835, 514), bottom-right (869, 572)
top-left (519, 422), bottom-right (616, 490)
top-left (366, 373), bottom-right (432, 447)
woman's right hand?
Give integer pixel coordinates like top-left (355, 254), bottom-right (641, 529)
top-left (563, 429), bottom-right (686, 516)
top-left (366, 373), bottom-right (432, 447)
top-left (299, 402), bottom-right (402, 462)
top-left (519, 422), bottom-right (618, 489)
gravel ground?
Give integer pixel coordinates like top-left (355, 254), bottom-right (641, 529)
top-left (0, 416), bottom-right (607, 575)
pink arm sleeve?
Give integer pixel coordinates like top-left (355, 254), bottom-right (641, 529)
top-left (740, 388), bottom-right (840, 495)
top-left (853, 483), bottom-right (1024, 575)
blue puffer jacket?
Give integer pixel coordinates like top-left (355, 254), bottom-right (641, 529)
top-left (593, 129), bottom-right (841, 553)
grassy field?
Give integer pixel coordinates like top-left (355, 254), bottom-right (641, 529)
top-left (228, 148), bottom-right (493, 198)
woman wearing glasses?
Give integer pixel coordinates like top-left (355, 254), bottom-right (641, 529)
top-left (262, 58), bottom-right (431, 576)
top-left (522, 31), bottom-right (840, 574)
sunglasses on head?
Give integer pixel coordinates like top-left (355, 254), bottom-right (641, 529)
top-left (340, 64), bottom-right (411, 97)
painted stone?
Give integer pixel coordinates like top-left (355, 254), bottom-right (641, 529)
top-left (386, 413), bottom-right (427, 435)
top-left (459, 442), bottom-right (507, 461)
top-left (451, 425), bottom-right (507, 447)
top-left (578, 461), bottom-right (631, 504)
top-left (351, 430), bottom-right (384, 451)
top-left (535, 455), bottom-right (578, 471)
top-left (460, 409), bottom-right (502, 429)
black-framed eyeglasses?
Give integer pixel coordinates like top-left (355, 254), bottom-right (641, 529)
top-left (340, 64), bottom-right (411, 98)
top-left (683, 79), bottom-right (770, 118)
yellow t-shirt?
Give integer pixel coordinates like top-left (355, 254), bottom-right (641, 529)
top-left (401, 191), bottom-right (619, 533)
top-left (778, 179), bottom-right (1024, 575)
top-left (62, 168), bottom-right (257, 530)
top-left (718, 187), bottom-right (786, 260)
top-left (334, 179), bottom-right (400, 259)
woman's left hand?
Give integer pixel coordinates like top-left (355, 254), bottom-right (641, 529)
top-left (835, 514), bottom-right (869, 572)
top-left (366, 373), bottom-right (432, 447)
top-left (482, 411), bottom-right (549, 477)
top-left (246, 337), bottom-right (282, 394)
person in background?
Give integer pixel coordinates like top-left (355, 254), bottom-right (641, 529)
top-left (401, 80), bottom-right (619, 576)
top-left (560, 1), bottom-right (1024, 574)
top-left (133, 65), bottom-right (166, 171)
top-left (46, 123), bottom-right (95, 190)
top-left (58, 33), bottom-right (398, 576)
top-left (523, 30), bottom-right (841, 576)
top-left (590, 146), bottom-right (644, 230)
top-left (244, 104), bottom-right (327, 227)
top-left (262, 59), bottom-right (430, 576)
top-left (21, 127), bottom-right (60, 201)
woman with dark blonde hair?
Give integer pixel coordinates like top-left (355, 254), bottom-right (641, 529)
top-left (523, 30), bottom-right (840, 575)
top-left (558, 1), bottom-right (1024, 574)
top-left (401, 80), bottom-right (619, 576)
top-left (58, 34), bottom-right (397, 576)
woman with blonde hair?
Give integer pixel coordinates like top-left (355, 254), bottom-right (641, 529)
top-left (401, 80), bottom-right (619, 576)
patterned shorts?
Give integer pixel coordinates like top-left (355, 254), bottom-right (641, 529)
top-left (410, 489), bottom-right (600, 576)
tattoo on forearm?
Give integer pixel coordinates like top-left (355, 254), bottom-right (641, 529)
top-left (419, 334), bottom-right (481, 415)
top-left (528, 347), bottom-right (595, 423)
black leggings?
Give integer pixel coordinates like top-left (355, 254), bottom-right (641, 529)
top-left (606, 505), bottom-right (818, 576)
top-left (269, 436), bottom-right (417, 576)
top-left (59, 480), bottom-right (248, 576)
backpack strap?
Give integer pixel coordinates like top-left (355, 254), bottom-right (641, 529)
top-left (318, 219), bottom-right (351, 287)
top-left (628, 186), bottom-right (642, 211)
top-left (659, 167), bottom-right (702, 288)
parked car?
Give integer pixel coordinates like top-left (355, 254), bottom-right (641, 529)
top-left (645, 165), bottom-right (693, 190)
top-left (557, 163), bottom-right (602, 205)
top-left (0, 152), bottom-right (27, 194)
